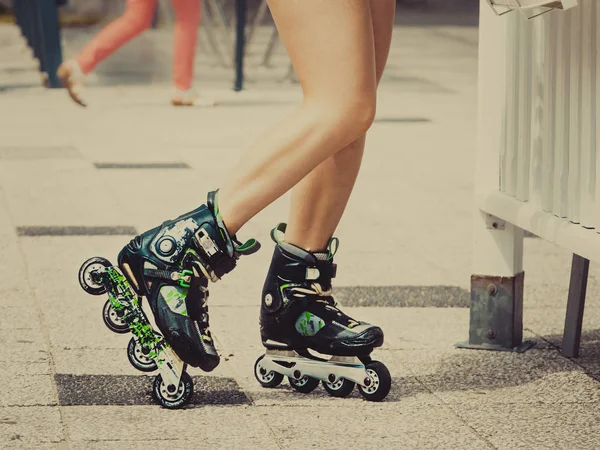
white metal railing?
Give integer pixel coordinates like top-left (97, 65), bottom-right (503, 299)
top-left (476, 0), bottom-right (600, 263)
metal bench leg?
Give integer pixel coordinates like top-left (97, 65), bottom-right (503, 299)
top-left (561, 254), bottom-right (590, 358)
top-left (457, 213), bottom-right (533, 352)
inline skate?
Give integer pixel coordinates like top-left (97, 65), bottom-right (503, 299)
top-left (254, 224), bottom-right (391, 401)
top-left (78, 191), bottom-right (259, 408)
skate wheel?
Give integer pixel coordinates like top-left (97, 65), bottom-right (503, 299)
top-left (358, 361), bottom-right (391, 402)
top-left (254, 355), bottom-right (283, 388)
top-left (288, 375), bottom-right (320, 394)
top-left (127, 337), bottom-right (158, 372)
top-left (152, 372), bottom-right (194, 409)
top-left (102, 300), bottom-right (129, 334)
top-left (78, 257), bottom-right (111, 295)
top-left (323, 378), bottom-right (355, 398)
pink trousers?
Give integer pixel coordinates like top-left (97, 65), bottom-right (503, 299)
top-left (76, 0), bottom-right (201, 90)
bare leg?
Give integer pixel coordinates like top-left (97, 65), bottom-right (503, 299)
top-left (285, 0), bottom-right (396, 251)
top-left (218, 0), bottom-right (377, 235)
top-left (75, 0), bottom-right (157, 74)
top-left (170, 0), bottom-right (201, 91)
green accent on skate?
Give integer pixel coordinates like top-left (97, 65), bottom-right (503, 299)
top-left (236, 238), bottom-right (259, 255)
top-left (327, 237), bottom-right (339, 260)
top-left (178, 269), bottom-right (194, 288)
top-left (161, 286), bottom-right (189, 317)
top-left (295, 312), bottom-right (325, 337)
top-left (99, 266), bottom-right (167, 369)
top-left (184, 248), bottom-right (200, 261)
top-left (271, 223), bottom-right (287, 245)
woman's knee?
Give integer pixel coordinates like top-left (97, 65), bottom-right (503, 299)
top-left (312, 94), bottom-right (376, 140)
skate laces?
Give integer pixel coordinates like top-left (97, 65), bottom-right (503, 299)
top-left (290, 283), bottom-right (342, 312)
top-left (291, 283), bottom-right (332, 298)
top-left (195, 299), bottom-right (213, 343)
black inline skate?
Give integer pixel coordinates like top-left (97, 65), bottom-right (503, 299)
top-left (78, 191), bottom-right (259, 408)
top-left (254, 224), bottom-right (391, 401)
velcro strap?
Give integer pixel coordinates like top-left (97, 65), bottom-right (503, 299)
top-left (283, 263), bottom-right (336, 282)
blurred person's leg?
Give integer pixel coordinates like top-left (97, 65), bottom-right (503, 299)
top-left (76, 0), bottom-right (158, 73)
top-left (57, 0), bottom-right (158, 106)
top-left (170, 0), bottom-right (214, 106)
top-left (218, 0), bottom-right (378, 235)
top-left (284, 0), bottom-right (396, 252)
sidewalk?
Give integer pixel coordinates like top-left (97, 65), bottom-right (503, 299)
top-left (2, 18), bottom-right (600, 449)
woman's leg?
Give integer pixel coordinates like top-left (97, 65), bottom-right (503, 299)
top-left (75, 0), bottom-right (158, 74)
top-left (284, 0), bottom-right (396, 251)
top-left (217, 0), bottom-right (377, 235)
top-left (170, 0), bottom-right (201, 92)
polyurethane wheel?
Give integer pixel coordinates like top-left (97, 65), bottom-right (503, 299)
top-left (358, 361), bottom-right (391, 402)
top-left (127, 337), bottom-right (158, 372)
top-left (102, 300), bottom-right (129, 334)
top-left (152, 372), bottom-right (194, 409)
top-left (78, 257), bottom-right (111, 295)
top-left (289, 375), bottom-right (320, 394)
top-left (254, 355), bottom-right (284, 388)
top-left (323, 378), bottom-right (355, 398)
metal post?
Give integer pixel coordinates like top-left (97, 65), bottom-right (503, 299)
top-left (36, 0), bottom-right (64, 88)
top-left (234, 0), bottom-right (246, 91)
top-left (561, 254), bottom-right (590, 358)
top-left (457, 2), bottom-right (532, 353)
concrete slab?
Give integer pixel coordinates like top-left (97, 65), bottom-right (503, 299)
top-left (0, 374), bottom-right (57, 406)
top-left (450, 402), bottom-right (600, 449)
top-left (62, 405), bottom-right (277, 447)
top-left (69, 440), bottom-right (277, 450)
top-left (0, 406), bottom-right (64, 447)
top-left (0, 160), bottom-right (131, 228)
top-left (0, 328), bottom-right (50, 368)
top-left (393, 348), bottom-right (600, 405)
top-left (257, 404), bottom-right (492, 449)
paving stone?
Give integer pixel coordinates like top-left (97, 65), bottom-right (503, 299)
top-left (0, 406), bottom-right (64, 447)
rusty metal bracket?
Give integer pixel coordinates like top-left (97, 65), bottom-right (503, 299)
top-left (457, 272), bottom-right (534, 352)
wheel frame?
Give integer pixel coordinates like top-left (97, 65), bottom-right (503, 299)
top-left (102, 299), bottom-right (129, 334)
top-left (322, 378), bottom-right (356, 398)
top-left (254, 355), bottom-right (284, 388)
top-left (152, 372), bottom-right (194, 409)
top-left (358, 361), bottom-right (391, 402)
top-left (288, 375), bottom-right (320, 394)
top-left (78, 257), bottom-right (111, 295)
top-left (127, 337), bottom-right (158, 372)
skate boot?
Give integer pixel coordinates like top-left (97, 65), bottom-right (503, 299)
top-left (254, 224), bottom-right (391, 402)
top-left (78, 191), bottom-right (259, 408)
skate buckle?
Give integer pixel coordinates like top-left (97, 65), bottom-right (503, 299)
top-left (196, 229), bottom-right (219, 257)
top-left (171, 270), bottom-right (193, 288)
